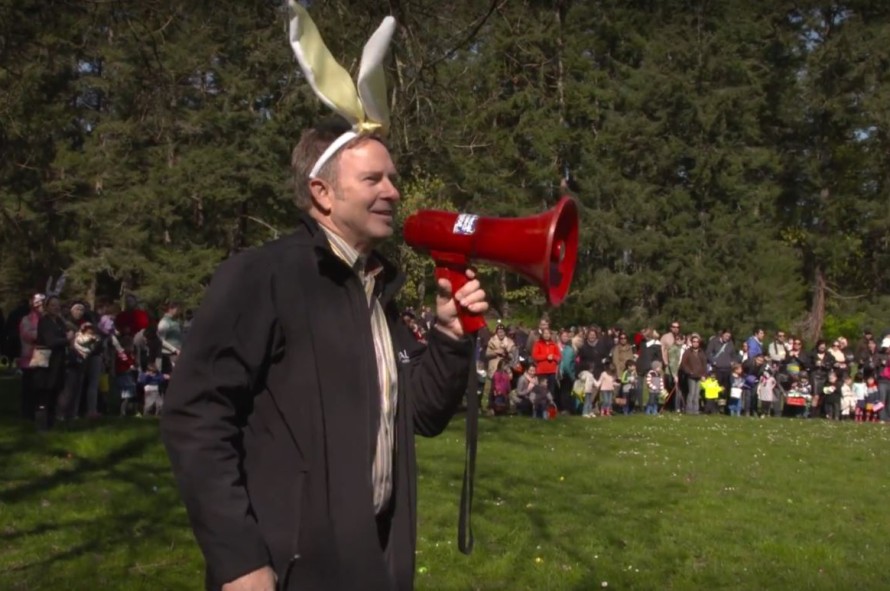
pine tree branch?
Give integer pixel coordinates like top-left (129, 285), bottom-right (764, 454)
top-left (419, 0), bottom-right (504, 72)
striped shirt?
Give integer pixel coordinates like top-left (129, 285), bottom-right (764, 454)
top-left (321, 226), bottom-right (399, 514)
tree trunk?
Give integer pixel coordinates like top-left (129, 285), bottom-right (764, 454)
top-left (86, 272), bottom-right (97, 310)
top-left (499, 268), bottom-right (510, 319)
top-left (802, 267), bottom-right (826, 343)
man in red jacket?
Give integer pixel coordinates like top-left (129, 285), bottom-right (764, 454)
top-left (115, 294), bottom-right (150, 338)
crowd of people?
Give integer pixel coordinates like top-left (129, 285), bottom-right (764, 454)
top-left (4, 292), bottom-right (889, 429)
top-left (0, 292), bottom-right (188, 429)
top-left (445, 318), bottom-right (890, 423)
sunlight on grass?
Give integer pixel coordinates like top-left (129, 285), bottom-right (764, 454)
top-left (2, 413), bottom-right (889, 590)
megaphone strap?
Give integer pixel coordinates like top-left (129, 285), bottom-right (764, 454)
top-left (458, 335), bottom-right (479, 555)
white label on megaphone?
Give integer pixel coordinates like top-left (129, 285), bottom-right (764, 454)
top-left (453, 214), bottom-right (479, 236)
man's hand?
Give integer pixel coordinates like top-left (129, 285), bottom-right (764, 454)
top-left (222, 566), bottom-right (276, 591)
top-left (435, 268), bottom-right (488, 340)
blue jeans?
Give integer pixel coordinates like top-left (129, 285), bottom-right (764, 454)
top-left (879, 380), bottom-right (890, 421)
top-left (686, 378), bottom-right (701, 414)
top-left (600, 390), bottom-right (613, 414)
top-left (728, 397), bottom-right (741, 416)
top-left (646, 391), bottom-right (660, 415)
top-left (582, 392), bottom-right (594, 416)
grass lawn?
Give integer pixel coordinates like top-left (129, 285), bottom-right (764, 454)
top-left (2, 384), bottom-right (889, 590)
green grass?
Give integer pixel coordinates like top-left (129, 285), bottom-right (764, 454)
top-left (2, 398), bottom-right (889, 590)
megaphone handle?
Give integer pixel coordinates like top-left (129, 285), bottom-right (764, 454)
top-left (434, 264), bottom-right (487, 334)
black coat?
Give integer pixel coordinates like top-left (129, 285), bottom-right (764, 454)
top-left (161, 215), bottom-right (473, 591)
top-left (32, 314), bottom-right (68, 392)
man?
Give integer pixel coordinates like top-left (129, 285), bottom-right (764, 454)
top-left (524, 317), bottom-right (549, 354)
top-left (661, 320), bottom-right (681, 393)
top-left (116, 294), bottom-right (151, 339)
top-left (161, 119), bottom-right (488, 591)
top-left (767, 330), bottom-right (790, 366)
top-left (660, 321), bottom-right (680, 364)
top-left (746, 328), bottom-right (765, 360)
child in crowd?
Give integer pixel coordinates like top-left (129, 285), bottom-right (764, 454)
top-left (743, 369), bottom-right (759, 417)
top-left (620, 360), bottom-right (638, 415)
top-left (489, 360), bottom-right (512, 416)
top-left (73, 322), bottom-right (101, 361)
top-left (853, 372), bottom-right (868, 422)
top-left (729, 362), bottom-right (744, 416)
top-left (578, 364), bottom-right (597, 418)
top-left (514, 364), bottom-right (537, 417)
top-left (840, 374), bottom-right (856, 420)
top-left (701, 371), bottom-right (723, 415)
top-left (139, 363), bottom-right (167, 417)
top-left (646, 361), bottom-right (664, 415)
top-left (116, 336), bottom-right (137, 416)
top-left (865, 375), bottom-right (881, 422)
top-left (757, 367), bottom-right (777, 417)
top-left (596, 363), bottom-right (618, 417)
top-left (531, 373), bottom-right (555, 420)
top-left (822, 371), bottom-right (840, 421)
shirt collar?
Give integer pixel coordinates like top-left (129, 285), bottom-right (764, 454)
top-left (319, 225), bottom-right (383, 278)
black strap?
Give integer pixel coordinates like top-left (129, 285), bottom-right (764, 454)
top-left (458, 335), bottom-right (479, 555)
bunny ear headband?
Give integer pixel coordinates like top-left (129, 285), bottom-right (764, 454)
top-left (287, 1), bottom-right (395, 178)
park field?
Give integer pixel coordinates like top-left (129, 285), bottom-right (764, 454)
top-left (2, 393), bottom-right (889, 590)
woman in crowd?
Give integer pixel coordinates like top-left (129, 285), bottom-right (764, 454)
top-left (810, 339), bottom-right (835, 418)
top-left (31, 296), bottom-right (71, 430)
top-left (532, 327), bottom-right (561, 405)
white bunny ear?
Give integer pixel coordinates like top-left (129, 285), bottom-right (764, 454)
top-left (357, 16), bottom-right (396, 134)
top-left (288, 1), bottom-right (364, 127)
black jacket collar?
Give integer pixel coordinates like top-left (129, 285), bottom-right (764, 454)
top-left (296, 212), bottom-right (406, 308)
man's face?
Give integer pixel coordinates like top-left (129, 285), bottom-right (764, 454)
top-left (538, 319), bottom-right (549, 332)
top-left (560, 331), bottom-right (569, 344)
top-left (776, 331), bottom-right (785, 343)
top-left (722, 331), bottom-right (731, 342)
top-left (670, 322), bottom-right (680, 334)
top-left (319, 140), bottom-right (399, 253)
top-left (71, 307), bottom-right (83, 321)
top-left (46, 298), bottom-right (61, 316)
top-left (756, 329), bottom-right (765, 340)
top-left (496, 327), bottom-right (506, 339)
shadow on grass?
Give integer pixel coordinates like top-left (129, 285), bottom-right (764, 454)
top-left (0, 417), bottom-right (197, 590)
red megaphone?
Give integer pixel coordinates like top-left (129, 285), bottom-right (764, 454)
top-left (403, 196), bottom-right (579, 333)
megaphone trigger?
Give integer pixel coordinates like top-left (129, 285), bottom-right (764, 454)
top-left (433, 259), bottom-right (488, 334)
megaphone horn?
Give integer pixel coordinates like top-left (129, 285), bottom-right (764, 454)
top-left (404, 196), bottom-right (580, 333)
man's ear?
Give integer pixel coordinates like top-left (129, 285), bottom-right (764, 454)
top-left (309, 178), bottom-right (333, 213)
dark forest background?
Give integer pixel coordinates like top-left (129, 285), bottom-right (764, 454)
top-left (3, 1), bottom-right (890, 340)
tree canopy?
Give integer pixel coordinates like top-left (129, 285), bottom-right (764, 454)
top-left (2, 0), bottom-right (890, 340)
